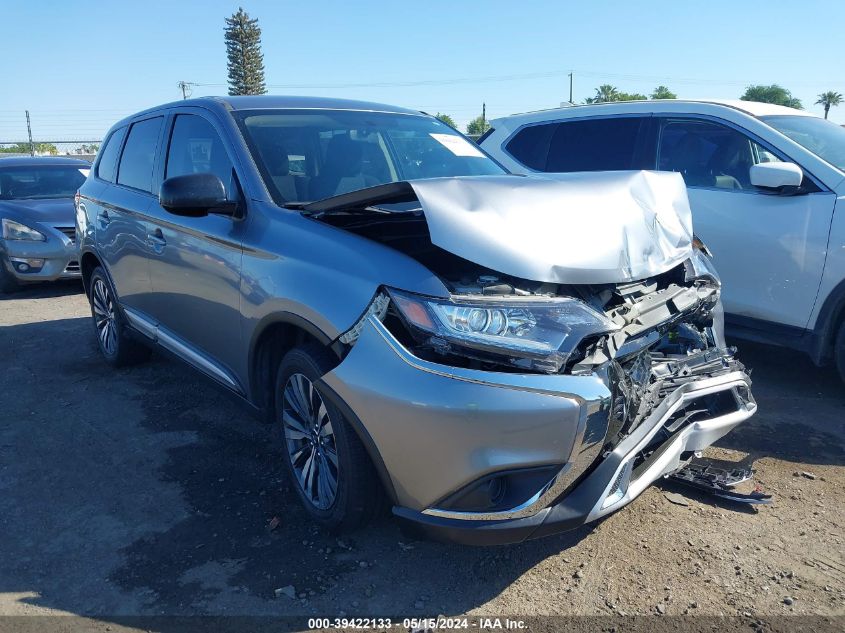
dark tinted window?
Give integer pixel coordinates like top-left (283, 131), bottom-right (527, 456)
top-left (658, 120), bottom-right (780, 189)
top-left (546, 117), bottom-right (645, 172)
top-left (166, 115), bottom-right (235, 195)
top-left (505, 123), bottom-right (556, 170)
top-left (0, 166), bottom-right (88, 200)
top-left (96, 127), bottom-right (127, 182)
top-left (117, 117), bottom-right (163, 192)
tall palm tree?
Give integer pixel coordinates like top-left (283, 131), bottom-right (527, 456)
top-left (816, 91), bottom-right (843, 119)
top-left (586, 84), bottom-right (620, 104)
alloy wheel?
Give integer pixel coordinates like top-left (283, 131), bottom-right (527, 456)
top-left (92, 278), bottom-right (117, 355)
top-left (281, 372), bottom-right (339, 510)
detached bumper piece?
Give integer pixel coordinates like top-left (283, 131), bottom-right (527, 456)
top-left (667, 459), bottom-right (772, 505)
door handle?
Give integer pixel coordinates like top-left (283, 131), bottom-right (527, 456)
top-left (146, 228), bottom-right (166, 253)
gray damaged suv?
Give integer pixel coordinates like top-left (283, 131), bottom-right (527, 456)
top-left (76, 96), bottom-right (756, 544)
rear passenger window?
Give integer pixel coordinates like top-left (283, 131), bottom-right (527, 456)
top-left (96, 127), bottom-right (127, 182)
top-left (505, 123), bottom-right (557, 171)
top-left (546, 117), bottom-right (645, 172)
top-left (166, 115), bottom-right (234, 195)
top-left (117, 117), bottom-right (163, 193)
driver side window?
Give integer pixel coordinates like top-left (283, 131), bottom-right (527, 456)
top-left (165, 115), bottom-right (235, 197)
top-left (658, 120), bottom-right (780, 190)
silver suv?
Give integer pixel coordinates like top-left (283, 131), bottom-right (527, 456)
top-left (77, 96), bottom-right (756, 544)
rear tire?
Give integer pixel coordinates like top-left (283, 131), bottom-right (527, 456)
top-left (274, 343), bottom-right (382, 531)
top-left (88, 266), bottom-right (151, 367)
top-left (835, 320), bottom-right (845, 384)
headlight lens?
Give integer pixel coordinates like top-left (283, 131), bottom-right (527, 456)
top-left (2, 218), bottom-right (46, 241)
top-left (388, 288), bottom-right (619, 373)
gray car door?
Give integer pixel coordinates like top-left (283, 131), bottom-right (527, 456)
top-left (95, 118), bottom-right (164, 317)
top-left (142, 111), bottom-right (247, 394)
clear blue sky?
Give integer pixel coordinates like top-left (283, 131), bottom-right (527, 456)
top-left (1, 0), bottom-right (842, 143)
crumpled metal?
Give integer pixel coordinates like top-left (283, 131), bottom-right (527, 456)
top-left (408, 170), bottom-right (694, 284)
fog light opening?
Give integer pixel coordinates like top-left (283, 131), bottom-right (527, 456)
top-left (602, 460), bottom-right (633, 510)
top-left (10, 257), bottom-right (44, 273)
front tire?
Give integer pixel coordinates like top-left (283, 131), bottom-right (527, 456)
top-left (835, 320), bottom-right (845, 384)
top-left (88, 267), bottom-right (150, 367)
top-left (274, 344), bottom-right (382, 531)
top-left (0, 263), bottom-right (20, 294)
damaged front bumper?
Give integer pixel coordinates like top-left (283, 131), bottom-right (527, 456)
top-left (321, 313), bottom-right (756, 546)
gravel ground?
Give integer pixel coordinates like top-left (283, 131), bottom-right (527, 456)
top-left (0, 283), bottom-right (843, 628)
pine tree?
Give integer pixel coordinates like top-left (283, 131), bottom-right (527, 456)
top-left (224, 7), bottom-right (267, 96)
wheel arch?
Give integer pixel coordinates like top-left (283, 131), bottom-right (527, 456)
top-left (247, 312), bottom-right (339, 418)
top-left (80, 249), bottom-right (104, 295)
top-left (809, 277), bottom-right (845, 365)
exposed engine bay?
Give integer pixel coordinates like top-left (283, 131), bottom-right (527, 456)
top-left (308, 176), bottom-right (748, 470)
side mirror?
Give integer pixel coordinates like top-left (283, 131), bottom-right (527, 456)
top-left (749, 162), bottom-right (804, 192)
top-left (159, 173), bottom-right (237, 217)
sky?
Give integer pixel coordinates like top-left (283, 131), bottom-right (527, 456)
top-left (1, 0), bottom-right (843, 145)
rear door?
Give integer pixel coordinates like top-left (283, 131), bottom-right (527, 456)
top-left (142, 110), bottom-right (247, 392)
top-left (652, 117), bottom-right (837, 329)
top-left (94, 117), bottom-right (164, 316)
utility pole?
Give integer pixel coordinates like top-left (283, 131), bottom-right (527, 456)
top-left (568, 72), bottom-right (574, 104)
top-left (482, 102), bottom-right (486, 132)
top-left (177, 81), bottom-right (193, 100)
top-left (25, 110), bottom-right (34, 156)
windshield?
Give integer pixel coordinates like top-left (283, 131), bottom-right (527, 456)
top-left (762, 115), bottom-right (845, 172)
top-left (0, 165), bottom-right (89, 200)
top-left (235, 109), bottom-right (505, 204)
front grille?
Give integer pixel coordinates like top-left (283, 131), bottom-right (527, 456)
top-left (55, 226), bottom-right (76, 242)
top-left (64, 261), bottom-right (80, 273)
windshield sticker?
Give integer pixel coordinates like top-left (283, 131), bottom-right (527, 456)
top-left (430, 133), bottom-right (485, 158)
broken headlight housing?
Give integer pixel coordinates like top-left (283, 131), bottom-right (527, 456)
top-left (388, 288), bottom-right (619, 373)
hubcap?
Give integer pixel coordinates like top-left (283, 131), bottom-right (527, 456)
top-left (281, 373), bottom-right (339, 510)
top-left (92, 278), bottom-right (117, 355)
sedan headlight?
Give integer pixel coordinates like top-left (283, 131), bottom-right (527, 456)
top-left (2, 218), bottom-right (46, 241)
top-left (388, 288), bottom-right (619, 373)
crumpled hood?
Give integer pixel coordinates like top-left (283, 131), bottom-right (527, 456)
top-left (0, 197), bottom-right (76, 225)
top-left (408, 171), bottom-right (693, 284)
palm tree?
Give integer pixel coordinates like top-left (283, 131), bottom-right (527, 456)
top-left (816, 91), bottom-right (843, 119)
top-left (650, 85), bottom-right (677, 100)
top-left (586, 84), bottom-right (620, 104)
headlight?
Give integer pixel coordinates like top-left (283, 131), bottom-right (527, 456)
top-left (2, 218), bottom-right (46, 241)
top-left (388, 288), bottom-right (619, 373)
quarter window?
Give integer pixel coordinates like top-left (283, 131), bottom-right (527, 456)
top-left (166, 115), bottom-right (235, 195)
top-left (504, 123), bottom-right (557, 170)
top-left (545, 117), bottom-right (646, 172)
top-left (96, 127), bottom-right (127, 183)
top-left (117, 117), bottom-right (164, 193)
top-left (658, 120), bottom-right (780, 190)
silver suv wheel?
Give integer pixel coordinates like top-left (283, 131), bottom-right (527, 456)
top-left (281, 372), bottom-right (339, 510)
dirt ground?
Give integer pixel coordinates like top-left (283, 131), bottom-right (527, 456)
top-left (1, 282), bottom-right (843, 628)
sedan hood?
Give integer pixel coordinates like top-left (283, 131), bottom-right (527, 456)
top-left (0, 198), bottom-right (76, 225)
top-left (305, 170), bottom-right (694, 285)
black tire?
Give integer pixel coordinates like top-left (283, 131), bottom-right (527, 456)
top-left (274, 343), bottom-right (382, 531)
top-left (88, 266), bottom-right (151, 367)
top-left (0, 263), bottom-right (20, 294)
top-left (835, 320), bottom-right (845, 384)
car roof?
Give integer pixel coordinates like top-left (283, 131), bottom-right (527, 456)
top-left (111, 95), bottom-right (426, 129)
top-left (0, 155), bottom-right (92, 167)
top-left (491, 99), bottom-right (818, 127)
